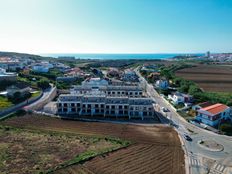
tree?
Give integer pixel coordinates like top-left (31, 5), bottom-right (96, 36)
top-left (188, 85), bottom-right (202, 96)
top-left (37, 79), bottom-right (50, 90)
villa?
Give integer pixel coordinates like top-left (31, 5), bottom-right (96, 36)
top-left (195, 103), bottom-right (231, 127)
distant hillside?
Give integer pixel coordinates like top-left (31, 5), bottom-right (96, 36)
top-left (0, 51), bottom-right (54, 61)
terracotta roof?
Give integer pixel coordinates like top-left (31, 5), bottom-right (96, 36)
top-left (201, 103), bottom-right (229, 115)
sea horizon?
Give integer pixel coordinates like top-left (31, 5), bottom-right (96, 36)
top-left (40, 53), bottom-right (204, 60)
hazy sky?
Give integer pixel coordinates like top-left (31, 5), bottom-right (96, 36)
top-left (0, 0), bottom-right (232, 54)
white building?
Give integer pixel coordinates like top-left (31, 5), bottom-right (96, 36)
top-left (168, 92), bottom-right (193, 105)
top-left (57, 93), bottom-right (155, 120)
top-left (33, 64), bottom-right (50, 73)
top-left (196, 103), bottom-right (231, 127)
top-left (57, 80), bottom-right (155, 120)
top-left (0, 68), bottom-right (17, 82)
top-left (81, 78), bottom-right (109, 87)
top-left (155, 80), bottom-right (169, 90)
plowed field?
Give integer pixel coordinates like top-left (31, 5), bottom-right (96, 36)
top-left (176, 65), bottom-right (232, 92)
top-left (2, 115), bottom-right (185, 174)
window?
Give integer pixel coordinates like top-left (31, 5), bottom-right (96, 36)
top-left (111, 105), bottom-right (115, 109)
top-left (64, 103), bottom-right (67, 107)
top-left (77, 103), bottom-right (80, 107)
top-left (119, 105), bottom-right (123, 109)
top-left (95, 104), bottom-right (99, 108)
top-left (106, 105), bottom-right (109, 109)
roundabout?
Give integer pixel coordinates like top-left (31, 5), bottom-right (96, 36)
top-left (198, 139), bottom-right (224, 152)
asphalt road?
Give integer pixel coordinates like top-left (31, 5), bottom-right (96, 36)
top-left (135, 67), bottom-right (232, 174)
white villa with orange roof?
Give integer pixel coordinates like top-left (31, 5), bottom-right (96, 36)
top-left (196, 103), bottom-right (231, 127)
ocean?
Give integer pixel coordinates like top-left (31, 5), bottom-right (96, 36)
top-left (40, 53), bottom-right (203, 60)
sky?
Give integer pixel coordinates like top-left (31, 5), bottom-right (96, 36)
top-left (0, 0), bottom-right (232, 54)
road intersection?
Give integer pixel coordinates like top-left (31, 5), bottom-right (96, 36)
top-left (135, 67), bottom-right (232, 174)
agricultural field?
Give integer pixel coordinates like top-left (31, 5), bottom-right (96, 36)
top-left (175, 65), bottom-right (232, 92)
top-left (0, 119), bottom-right (128, 174)
top-left (1, 114), bottom-right (185, 174)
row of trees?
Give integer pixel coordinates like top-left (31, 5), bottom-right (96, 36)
top-left (160, 64), bottom-right (232, 106)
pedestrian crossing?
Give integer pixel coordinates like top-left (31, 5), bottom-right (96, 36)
top-left (209, 163), bottom-right (226, 174)
top-left (188, 153), bottom-right (201, 167)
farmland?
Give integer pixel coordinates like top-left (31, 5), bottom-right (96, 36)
top-left (175, 65), bottom-right (232, 92)
top-left (1, 114), bottom-right (185, 174)
top-left (0, 118), bottom-right (127, 174)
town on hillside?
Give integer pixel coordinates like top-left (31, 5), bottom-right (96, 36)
top-left (0, 52), bottom-right (232, 174)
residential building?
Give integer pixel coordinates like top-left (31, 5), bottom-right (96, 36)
top-left (6, 83), bottom-right (31, 97)
top-left (168, 92), bottom-right (193, 105)
top-left (57, 80), bottom-right (155, 120)
top-left (57, 93), bottom-right (155, 120)
top-left (196, 103), bottom-right (231, 127)
top-left (192, 101), bottom-right (213, 111)
top-left (81, 78), bottom-right (109, 87)
top-left (0, 57), bottom-right (24, 71)
top-left (0, 68), bottom-right (17, 82)
top-left (32, 64), bottom-right (50, 73)
top-left (155, 79), bottom-right (169, 90)
top-left (122, 69), bottom-right (139, 82)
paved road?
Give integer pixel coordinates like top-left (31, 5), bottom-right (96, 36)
top-left (24, 86), bottom-right (57, 111)
top-left (135, 67), bottom-right (232, 174)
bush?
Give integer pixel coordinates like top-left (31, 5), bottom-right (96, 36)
top-left (37, 79), bottom-right (50, 90)
top-left (219, 123), bottom-right (232, 136)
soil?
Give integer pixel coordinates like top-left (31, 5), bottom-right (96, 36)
top-left (2, 114), bottom-right (185, 174)
top-left (175, 65), bottom-right (232, 92)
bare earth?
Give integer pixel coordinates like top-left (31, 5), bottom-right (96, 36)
top-left (2, 115), bottom-right (185, 174)
top-left (175, 65), bottom-right (232, 92)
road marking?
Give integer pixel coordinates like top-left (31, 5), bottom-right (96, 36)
top-left (209, 163), bottom-right (226, 174)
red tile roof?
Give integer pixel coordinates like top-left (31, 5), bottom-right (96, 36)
top-left (201, 103), bottom-right (229, 115)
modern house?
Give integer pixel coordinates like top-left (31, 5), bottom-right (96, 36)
top-left (168, 92), bottom-right (193, 105)
top-left (6, 83), bottom-right (31, 97)
top-left (0, 68), bottom-right (17, 82)
top-left (195, 103), bottom-right (231, 127)
top-left (155, 79), bottom-right (169, 90)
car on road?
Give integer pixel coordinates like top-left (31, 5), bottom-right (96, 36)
top-left (161, 107), bottom-right (169, 112)
top-left (183, 134), bottom-right (192, 141)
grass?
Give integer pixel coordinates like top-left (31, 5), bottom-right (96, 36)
top-left (31, 91), bottom-right (41, 98)
top-left (0, 96), bottom-right (13, 110)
